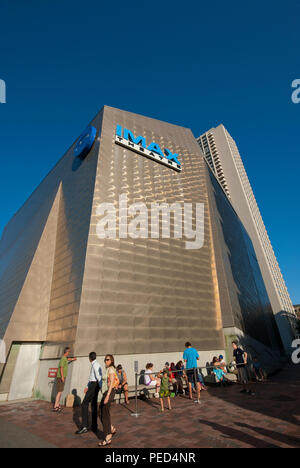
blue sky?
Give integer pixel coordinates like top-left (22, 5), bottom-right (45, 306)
top-left (0, 0), bottom-right (299, 303)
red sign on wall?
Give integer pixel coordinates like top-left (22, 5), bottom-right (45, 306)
top-left (48, 368), bottom-right (58, 378)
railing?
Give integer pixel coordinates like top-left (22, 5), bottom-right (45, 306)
top-left (130, 363), bottom-right (244, 417)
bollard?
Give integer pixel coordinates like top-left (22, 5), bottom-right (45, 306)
top-left (131, 372), bottom-right (141, 418)
top-left (193, 367), bottom-right (201, 404)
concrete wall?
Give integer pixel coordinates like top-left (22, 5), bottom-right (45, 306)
top-left (35, 348), bottom-right (225, 402)
top-left (8, 343), bottom-right (42, 401)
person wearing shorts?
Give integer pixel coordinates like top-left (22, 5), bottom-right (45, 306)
top-left (158, 369), bottom-right (172, 412)
top-left (53, 347), bottom-right (77, 412)
top-left (183, 342), bottom-right (201, 402)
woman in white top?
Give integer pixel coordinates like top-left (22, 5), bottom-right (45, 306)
top-left (144, 363), bottom-right (160, 396)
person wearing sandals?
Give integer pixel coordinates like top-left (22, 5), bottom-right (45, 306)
top-left (53, 347), bottom-right (77, 413)
top-left (158, 369), bottom-right (172, 412)
top-left (98, 354), bottom-right (118, 447)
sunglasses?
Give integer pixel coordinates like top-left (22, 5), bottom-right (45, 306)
top-left (104, 358), bottom-right (111, 362)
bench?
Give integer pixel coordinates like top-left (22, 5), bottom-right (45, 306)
top-left (114, 382), bottom-right (184, 404)
top-left (114, 384), bottom-right (158, 404)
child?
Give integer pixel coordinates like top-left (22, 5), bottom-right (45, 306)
top-left (212, 357), bottom-right (228, 385)
top-left (158, 369), bottom-right (172, 412)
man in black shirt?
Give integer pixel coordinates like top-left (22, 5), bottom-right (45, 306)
top-left (232, 341), bottom-right (255, 395)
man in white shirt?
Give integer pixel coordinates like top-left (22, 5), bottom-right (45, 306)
top-left (76, 352), bottom-right (102, 435)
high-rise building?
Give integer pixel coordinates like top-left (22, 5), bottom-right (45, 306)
top-left (198, 125), bottom-right (296, 353)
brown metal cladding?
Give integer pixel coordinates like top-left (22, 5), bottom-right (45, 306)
top-left (0, 106), bottom-right (225, 362)
top-left (74, 106), bottom-right (224, 356)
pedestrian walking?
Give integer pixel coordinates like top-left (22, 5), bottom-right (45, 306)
top-left (98, 354), bottom-right (119, 447)
top-left (76, 352), bottom-right (102, 434)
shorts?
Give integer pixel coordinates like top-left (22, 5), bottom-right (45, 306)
top-left (237, 366), bottom-right (249, 384)
top-left (187, 370), bottom-right (201, 385)
top-left (56, 378), bottom-right (65, 392)
top-left (159, 390), bottom-right (170, 398)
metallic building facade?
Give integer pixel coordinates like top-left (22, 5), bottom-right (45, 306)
top-left (0, 107), bottom-right (284, 401)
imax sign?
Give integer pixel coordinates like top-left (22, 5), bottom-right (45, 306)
top-left (115, 125), bottom-right (182, 172)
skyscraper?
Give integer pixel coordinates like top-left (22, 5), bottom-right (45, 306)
top-left (198, 125), bottom-right (296, 353)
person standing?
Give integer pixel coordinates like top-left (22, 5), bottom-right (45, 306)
top-left (232, 341), bottom-right (255, 395)
top-left (76, 352), bottom-right (102, 434)
top-left (183, 341), bottom-right (201, 403)
top-left (53, 347), bottom-right (77, 412)
top-left (158, 369), bottom-right (172, 412)
top-left (98, 355), bottom-right (118, 447)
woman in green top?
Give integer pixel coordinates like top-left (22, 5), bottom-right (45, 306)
top-left (158, 369), bottom-right (172, 412)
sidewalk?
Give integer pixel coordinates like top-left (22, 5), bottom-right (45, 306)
top-left (0, 364), bottom-right (299, 448)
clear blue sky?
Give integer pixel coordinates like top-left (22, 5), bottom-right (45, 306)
top-left (0, 1), bottom-right (299, 303)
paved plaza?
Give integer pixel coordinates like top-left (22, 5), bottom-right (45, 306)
top-left (0, 364), bottom-right (299, 449)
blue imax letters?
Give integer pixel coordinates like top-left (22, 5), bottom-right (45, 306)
top-left (115, 125), bottom-right (182, 172)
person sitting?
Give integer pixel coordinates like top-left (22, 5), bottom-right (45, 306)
top-left (169, 362), bottom-right (178, 395)
top-left (175, 361), bottom-right (185, 395)
top-left (218, 355), bottom-right (227, 373)
top-left (212, 357), bottom-right (228, 385)
top-left (116, 364), bottom-right (129, 405)
top-left (197, 368), bottom-right (208, 391)
top-left (144, 363), bottom-right (160, 397)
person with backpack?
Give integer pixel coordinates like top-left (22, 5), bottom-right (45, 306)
top-left (76, 352), bottom-right (102, 435)
top-left (98, 354), bottom-right (119, 447)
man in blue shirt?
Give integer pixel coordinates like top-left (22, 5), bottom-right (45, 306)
top-left (183, 342), bottom-right (201, 402)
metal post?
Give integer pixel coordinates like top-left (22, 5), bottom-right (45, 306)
top-left (131, 372), bottom-right (141, 417)
top-left (194, 367), bottom-right (200, 404)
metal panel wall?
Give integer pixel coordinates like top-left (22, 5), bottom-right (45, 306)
top-left (75, 106), bottom-right (225, 356)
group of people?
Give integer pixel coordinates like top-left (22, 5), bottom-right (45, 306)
top-left (53, 340), bottom-right (263, 446)
top-left (143, 342), bottom-right (208, 408)
top-left (209, 342), bottom-right (265, 394)
top-left (54, 348), bottom-right (126, 447)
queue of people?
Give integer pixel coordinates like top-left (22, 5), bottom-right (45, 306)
top-left (53, 340), bottom-right (262, 446)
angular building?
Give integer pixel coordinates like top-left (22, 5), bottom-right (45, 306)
top-left (198, 125), bottom-right (297, 353)
top-left (0, 107), bottom-right (285, 402)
